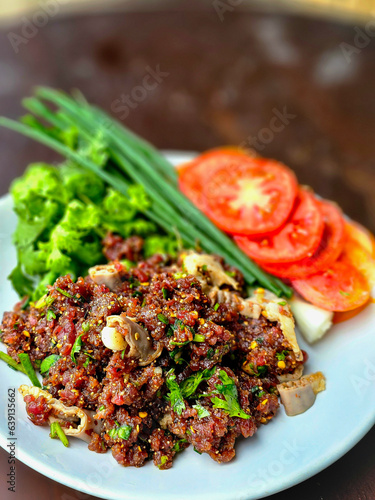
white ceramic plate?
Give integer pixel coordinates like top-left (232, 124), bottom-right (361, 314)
top-left (0, 152), bottom-right (374, 500)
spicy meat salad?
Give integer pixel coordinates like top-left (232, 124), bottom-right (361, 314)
top-left (0, 237), bottom-right (325, 469)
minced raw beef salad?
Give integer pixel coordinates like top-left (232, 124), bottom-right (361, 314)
top-left (1, 234), bottom-right (324, 469)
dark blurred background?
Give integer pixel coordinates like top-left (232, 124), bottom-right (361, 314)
top-left (0, 0), bottom-right (374, 499)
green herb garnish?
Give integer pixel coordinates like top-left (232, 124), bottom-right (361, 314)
top-left (210, 370), bottom-right (250, 419)
top-left (165, 369), bottom-right (186, 415)
top-left (46, 309), bottom-right (56, 321)
top-left (180, 367), bottom-right (215, 399)
top-left (56, 287), bottom-right (73, 299)
top-left (276, 350), bottom-right (289, 361)
top-left (206, 348), bottom-right (214, 359)
top-left (251, 386), bottom-right (266, 398)
top-left (18, 353), bottom-right (41, 387)
top-left (172, 438), bottom-right (188, 453)
top-left (71, 334), bottom-right (83, 364)
top-left (108, 423), bottom-right (132, 441)
top-left (0, 351), bottom-right (26, 374)
top-left (40, 354), bottom-right (60, 375)
top-left (157, 313), bottom-right (169, 325)
top-left (50, 422), bottom-right (69, 447)
top-left (82, 322), bottom-right (90, 332)
top-left (192, 402), bottom-right (210, 419)
top-left (193, 334), bottom-right (205, 342)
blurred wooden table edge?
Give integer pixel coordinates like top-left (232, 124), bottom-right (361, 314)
top-left (0, 0), bottom-right (374, 25)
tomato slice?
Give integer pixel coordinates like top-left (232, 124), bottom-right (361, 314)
top-left (345, 221), bottom-right (375, 257)
top-left (178, 149), bottom-right (251, 212)
top-left (201, 157), bottom-right (298, 236)
top-left (292, 261), bottom-right (370, 312)
top-left (261, 199), bottom-right (345, 277)
top-left (341, 235), bottom-right (375, 290)
top-left (333, 301), bottom-right (371, 324)
top-left (234, 189), bottom-right (324, 264)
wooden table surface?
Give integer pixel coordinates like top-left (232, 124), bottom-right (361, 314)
top-left (0, 2), bottom-right (374, 499)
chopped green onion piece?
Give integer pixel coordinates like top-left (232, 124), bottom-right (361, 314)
top-left (18, 353), bottom-right (41, 387)
top-left (162, 288), bottom-right (168, 300)
top-left (157, 313), bottom-right (169, 325)
top-left (206, 348), bottom-right (214, 359)
top-left (0, 351), bottom-right (26, 373)
top-left (51, 422), bottom-right (69, 447)
top-left (50, 422), bottom-right (57, 438)
top-left (173, 272), bottom-right (186, 279)
top-left (276, 350), bottom-right (289, 361)
top-left (193, 334), bottom-right (205, 342)
top-left (158, 455), bottom-right (168, 468)
top-left (35, 294), bottom-right (54, 309)
top-left (71, 334), bottom-right (83, 364)
top-left (56, 287), bottom-right (73, 299)
top-left (98, 405), bottom-right (105, 411)
top-left (214, 303), bottom-right (220, 311)
top-left (46, 309), bottom-right (56, 321)
top-left (82, 322), bottom-right (90, 332)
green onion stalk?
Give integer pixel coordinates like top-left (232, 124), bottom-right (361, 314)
top-left (0, 88), bottom-right (292, 297)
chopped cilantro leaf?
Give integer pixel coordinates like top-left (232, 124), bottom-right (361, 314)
top-left (180, 367), bottom-right (215, 399)
top-left (165, 369), bottom-right (186, 415)
top-left (192, 402), bottom-right (210, 419)
top-left (210, 370), bottom-right (250, 419)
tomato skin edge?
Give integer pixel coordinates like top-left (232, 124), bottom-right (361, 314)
top-left (234, 189), bottom-right (325, 264)
top-left (259, 199), bottom-right (345, 278)
top-left (292, 261), bottom-right (370, 312)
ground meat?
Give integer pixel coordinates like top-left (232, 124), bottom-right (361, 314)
top-left (24, 395), bottom-right (52, 426)
top-left (1, 236), bottom-right (307, 469)
top-left (102, 233), bottom-right (144, 262)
